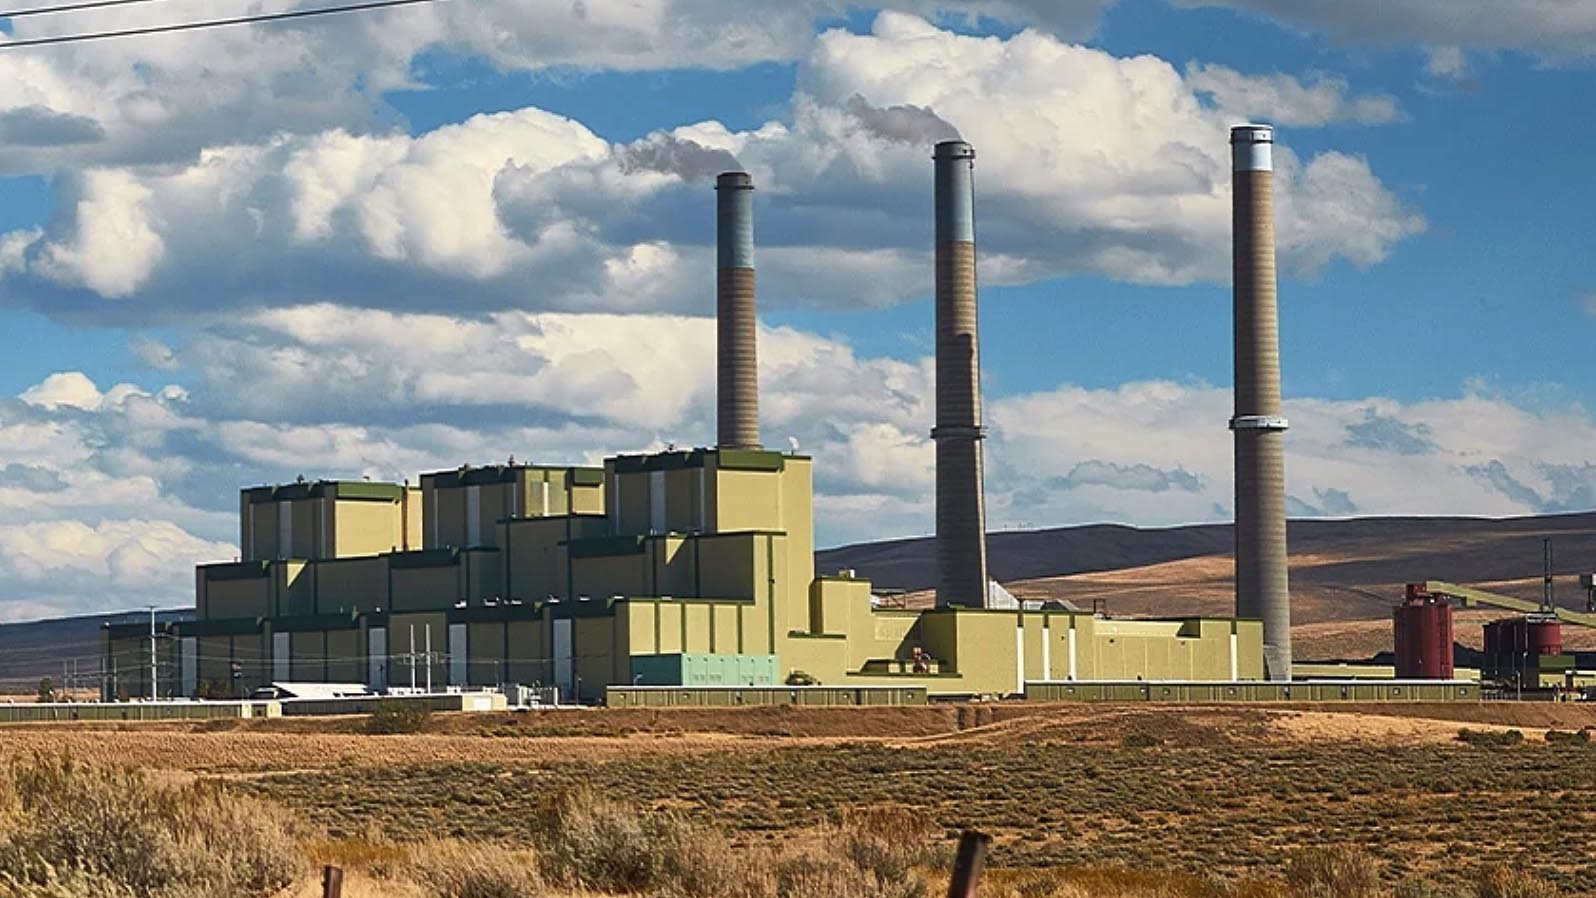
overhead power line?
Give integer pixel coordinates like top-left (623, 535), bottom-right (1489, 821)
top-left (0, 0), bottom-right (451, 49)
top-left (0, 0), bottom-right (178, 20)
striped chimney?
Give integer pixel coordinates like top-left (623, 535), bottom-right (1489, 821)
top-left (932, 140), bottom-right (989, 609)
top-left (1229, 124), bottom-right (1292, 680)
top-left (716, 171), bottom-right (759, 450)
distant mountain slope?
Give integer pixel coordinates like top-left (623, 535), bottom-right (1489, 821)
top-left (818, 513), bottom-right (1596, 597)
top-left (817, 512), bottom-right (1596, 659)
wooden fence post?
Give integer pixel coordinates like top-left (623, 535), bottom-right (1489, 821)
top-left (322, 865), bottom-right (344, 898)
top-left (947, 830), bottom-right (991, 898)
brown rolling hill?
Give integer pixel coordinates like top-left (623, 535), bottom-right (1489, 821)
top-left (816, 512), bottom-right (1596, 661)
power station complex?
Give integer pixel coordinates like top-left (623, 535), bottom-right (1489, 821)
top-left (101, 126), bottom-right (1486, 704)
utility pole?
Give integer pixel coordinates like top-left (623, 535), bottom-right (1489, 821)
top-left (148, 606), bottom-right (158, 701)
top-left (1543, 537), bottom-right (1555, 611)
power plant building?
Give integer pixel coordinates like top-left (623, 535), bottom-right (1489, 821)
top-left (102, 142), bottom-right (1280, 702)
top-left (105, 450), bottom-right (1264, 701)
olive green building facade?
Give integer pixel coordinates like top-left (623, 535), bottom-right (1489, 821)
top-left (107, 449), bottom-right (1263, 702)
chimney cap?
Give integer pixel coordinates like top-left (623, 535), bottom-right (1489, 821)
top-left (715, 171), bottom-right (754, 190)
top-left (933, 140), bottom-right (974, 160)
top-left (1230, 124), bottom-right (1274, 144)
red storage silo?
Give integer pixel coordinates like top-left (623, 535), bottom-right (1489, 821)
top-left (1527, 616), bottom-right (1562, 656)
top-left (1393, 597), bottom-right (1454, 679)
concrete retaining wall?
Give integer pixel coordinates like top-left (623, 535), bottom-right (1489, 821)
top-left (0, 700), bottom-right (278, 723)
top-left (1025, 680), bottom-right (1479, 703)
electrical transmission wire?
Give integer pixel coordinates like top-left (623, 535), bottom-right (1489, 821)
top-left (0, 0), bottom-right (452, 49)
top-left (0, 0), bottom-right (179, 19)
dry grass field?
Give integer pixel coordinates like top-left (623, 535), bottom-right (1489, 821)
top-left (5, 702), bottom-right (1596, 896)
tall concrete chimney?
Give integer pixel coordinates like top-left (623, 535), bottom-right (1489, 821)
top-left (932, 140), bottom-right (989, 609)
top-left (716, 171), bottom-right (759, 450)
top-left (1230, 124), bottom-right (1291, 680)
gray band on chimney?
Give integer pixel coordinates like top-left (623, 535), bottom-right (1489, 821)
top-left (932, 140), bottom-right (989, 609)
top-left (1229, 123), bottom-right (1291, 681)
top-left (716, 171), bottom-right (759, 450)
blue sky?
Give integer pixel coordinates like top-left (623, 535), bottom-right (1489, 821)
top-left (0, 0), bottom-right (1594, 618)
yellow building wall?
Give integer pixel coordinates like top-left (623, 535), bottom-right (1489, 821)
top-left (697, 535), bottom-right (757, 599)
top-left (195, 635), bottom-right (235, 694)
top-left (712, 469), bottom-right (781, 533)
top-left (505, 620), bottom-right (547, 684)
top-left (275, 561), bottom-right (314, 617)
top-left (571, 553), bottom-right (646, 600)
top-left (570, 481), bottom-right (604, 515)
top-left (504, 516), bottom-right (607, 601)
top-left (648, 537), bottom-right (695, 598)
top-left (326, 629), bottom-right (361, 682)
top-left (334, 499), bottom-right (407, 558)
top-left (464, 550), bottom-right (502, 604)
top-left (611, 469), bottom-right (651, 536)
top-left (572, 615), bottom-right (625, 703)
top-left (290, 631), bottom-right (326, 681)
top-left (313, 556), bottom-right (387, 615)
top-left (466, 622), bottom-right (504, 686)
top-left (711, 603), bottom-right (743, 654)
top-left (203, 576), bottom-right (270, 619)
top-left (390, 565), bottom-right (457, 612)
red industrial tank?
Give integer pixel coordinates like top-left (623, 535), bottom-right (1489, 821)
top-left (1526, 616), bottom-right (1563, 656)
top-left (1393, 596), bottom-right (1454, 679)
top-left (1482, 615), bottom-right (1563, 683)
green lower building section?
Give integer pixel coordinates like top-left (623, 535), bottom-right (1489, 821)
top-left (630, 653), bottom-right (778, 687)
top-left (607, 685), bottom-right (927, 707)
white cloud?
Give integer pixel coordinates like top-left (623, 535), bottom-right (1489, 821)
top-left (1186, 64), bottom-right (1402, 126)
top-left (1178, 0), bottom-right (1596, 60)
top-left (0, 15), bottom-right (1422, 323)
top-left (20, 371), bottom-right (107, 410)
top-left (0, 1), bottom-right (1115, 176)
top-left (129, 336), bottom-right (179, 371)
top-left (0, 519), bottom-right (234, 621)
top-left (1424, 46), bottom-right (1470, 81)
top-left (34, 169), bottom-right (165, 297)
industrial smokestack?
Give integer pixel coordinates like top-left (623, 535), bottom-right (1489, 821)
top-left (716, 171), bottom-right (759, 450)
top-left (932, 140), bottom-right (989, 609)
top-left (1229, 124), bottom-right (1291, 680)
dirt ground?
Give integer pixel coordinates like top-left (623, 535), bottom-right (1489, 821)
top-left (5, 701), bottom-right (1594, 774)
top-left (10, 701), bottom-right (1596, 893)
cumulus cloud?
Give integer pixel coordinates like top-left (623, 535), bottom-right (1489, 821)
top-left (1053, 460), bottom-right (1204, 493)
top-left (0, 0), bottom-right (1120, 176)
top-left (0, 106), bottom-right (106, 147)
top-left (1343, 409), bottom-right (1436, 455)
top-left (0, 520), bottom-right (234, 621)
top-left (0, 14), bottom-right (1421, 324)
top-left (1186, 64), bottom-right (1401, 126)
top-left (20, 371), bottom-right (109, 410)
top-left (129, 336), bottom-right (180, 371)
top-left (1424, 46), bottom-right (1470, 81)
